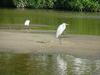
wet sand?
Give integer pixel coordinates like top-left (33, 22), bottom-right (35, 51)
top-left (0, 30), bottom-right (100, 59)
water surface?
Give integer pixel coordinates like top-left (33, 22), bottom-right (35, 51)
top-left (0, 9), bottom-right (100, 35)
top-left (0, 53), bottom-right (100, 75)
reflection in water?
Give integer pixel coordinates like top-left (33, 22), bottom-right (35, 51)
top-left (95, 60), bottom-right (100, 75)
top-left (73, 58), bottom-right (94, 75)
top-left (57, 55), bottom-right (67, 75)
top-left (0, 53), bottom-right (99, 75)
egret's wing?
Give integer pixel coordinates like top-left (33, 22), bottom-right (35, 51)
top-left (24, 20), bottom-right (30, 26)
top-left (24, 21), bottom-right (27, 25)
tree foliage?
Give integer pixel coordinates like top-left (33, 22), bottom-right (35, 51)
top-left (13, 0), bottom-right (28, 8)
top-left (0, 0), bottom-right (100, 12)
top-left (13, 0), bottom-right (56, 8)
top-left (56, 0), bottom-right (100, 12)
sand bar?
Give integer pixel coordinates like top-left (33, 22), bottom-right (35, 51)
top-left (0, 30), bottom-right (100, 59)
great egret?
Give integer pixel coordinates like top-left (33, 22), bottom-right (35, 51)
top-left (56, 23), bottom-right (69, 39)
top-left (24, 19), bottom-right (30, 26)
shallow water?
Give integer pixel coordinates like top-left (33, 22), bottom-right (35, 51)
top-left (0, 9), bottom-right (100, 35)
top-left (0, 52), bottom-right (100, 75)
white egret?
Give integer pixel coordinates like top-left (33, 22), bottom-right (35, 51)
top-left (24, 20), bottom-right (30, 26)
top-left (56, 23), bottom-right (69, 38)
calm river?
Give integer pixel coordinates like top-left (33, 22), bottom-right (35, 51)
top-left (0, 53), bottom-right (100, 75)
top-left (0, 9), bottom-right (100, 35)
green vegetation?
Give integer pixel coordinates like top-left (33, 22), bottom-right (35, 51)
top-left (0, 0), bottom-right (100, 12)
top-left (12, 0), bottom-right (56, 8)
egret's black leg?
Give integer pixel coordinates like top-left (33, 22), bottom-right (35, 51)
top-left (58, 37), bottom-right (62, 45)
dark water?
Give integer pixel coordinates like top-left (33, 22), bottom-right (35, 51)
top-left (0, 9), bottom-right (100, 35)
top-left (0, 53), bottom-right (100, 75)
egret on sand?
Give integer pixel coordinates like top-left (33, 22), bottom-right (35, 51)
top-left (56, 23), bottom-right (69, 44)
top-left (24, 20), bottom-right (30, 29)
top-left (56, 23), bottom-right (69, 38)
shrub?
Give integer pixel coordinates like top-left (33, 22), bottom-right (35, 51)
top-left (1, 0), bottom-right (100, 12)
top-left (82, 0), bottom-right (100, 12)
top-left (13, 0), bottom-right (28, 8)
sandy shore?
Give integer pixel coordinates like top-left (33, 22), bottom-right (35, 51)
top-left (0, 30), bottom-right (100, 59)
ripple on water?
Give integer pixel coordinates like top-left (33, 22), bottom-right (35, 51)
top-left (0, 52), bottom-right (99, 75)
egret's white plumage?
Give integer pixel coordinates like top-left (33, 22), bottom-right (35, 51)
top-left (24, 20), bottom-right (30, 26)
top-left (56, 23), bottom-right (68, 38)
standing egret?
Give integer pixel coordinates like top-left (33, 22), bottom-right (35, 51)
top-left (56, 23), bottom-right (69, 44)
top-left (56, 23), bottom-right (69, 38)
top-left (24, 20), bottom-right (30, 29)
